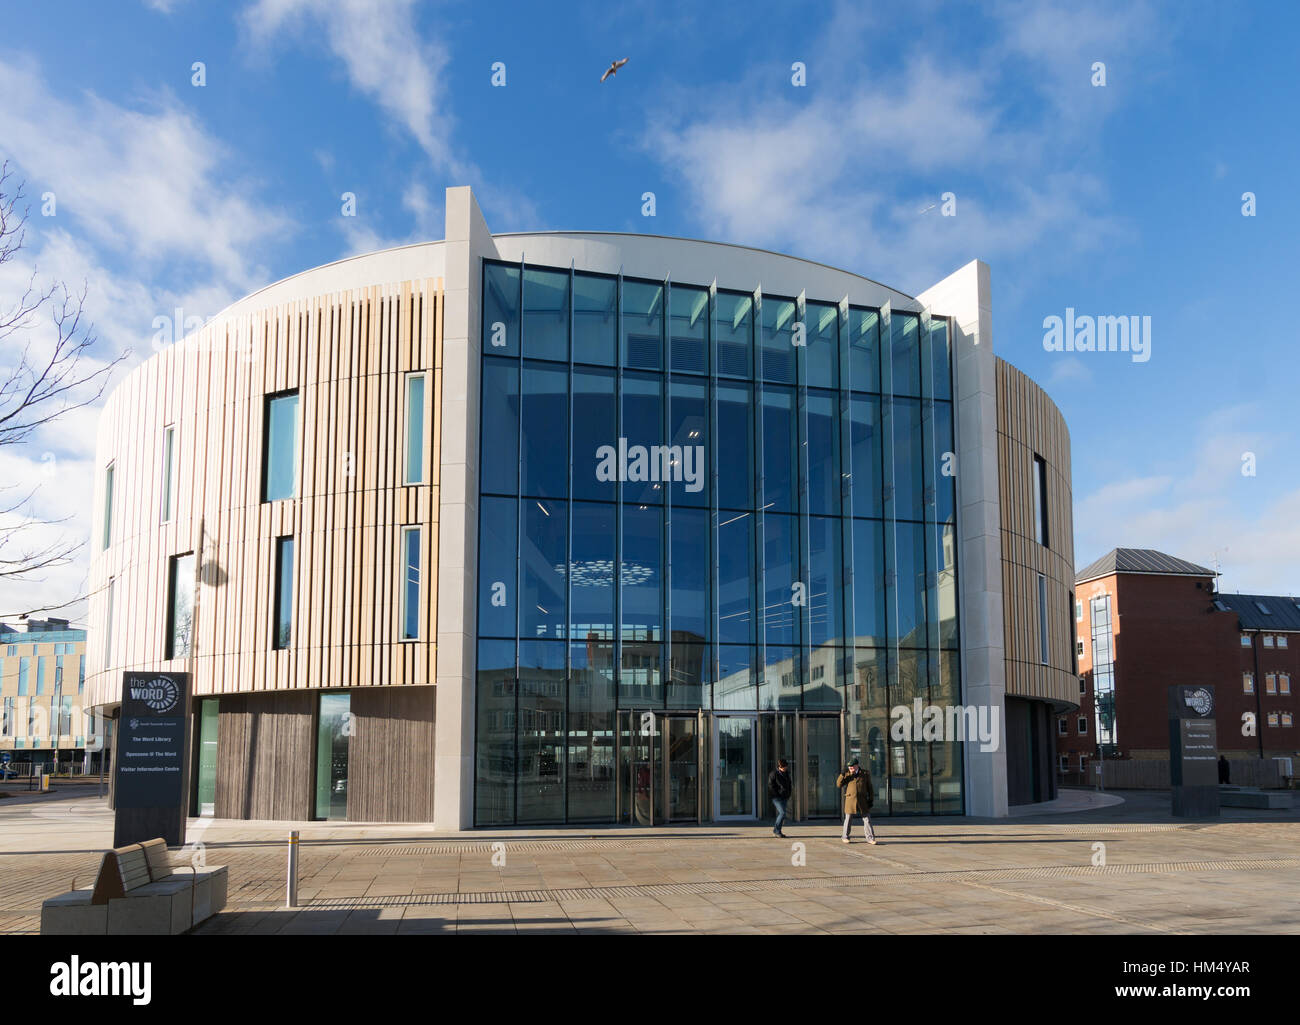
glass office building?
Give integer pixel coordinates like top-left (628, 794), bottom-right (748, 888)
top-left (474, 259), bottom-right (961, 825)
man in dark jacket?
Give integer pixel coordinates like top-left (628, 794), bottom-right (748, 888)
top-left (768, 758), bottom-right (793, 838)
top-left (836, 758), bottom-right (877, 844)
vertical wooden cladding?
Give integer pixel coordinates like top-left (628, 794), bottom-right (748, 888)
top-left (212, 691), bottom-right (314, 820)
top-left (347, 686), bottom-right (436, 822)
top-left (995, 358), bottom-right (1077, 707)
top-left (84, 277), bottom-right (446, 709)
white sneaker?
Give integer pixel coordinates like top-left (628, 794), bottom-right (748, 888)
top-left (841, 837), bottom-right (851, 843)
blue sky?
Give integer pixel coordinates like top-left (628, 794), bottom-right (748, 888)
top-left (1, 0), bottom-right (1298, 620)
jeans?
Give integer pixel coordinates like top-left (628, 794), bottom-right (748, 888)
top-left (842, 812), bottom-right (875, 841)
top-left (772, 798), bottom-right (789, 834)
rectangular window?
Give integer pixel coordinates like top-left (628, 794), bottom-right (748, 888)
top-left (273, 536), bottom-right (295, 650)
top-left (1283, 713), bottom-right (1293, 727)
top-left (1079, 755), bottom-right (1088, 772)
top-left (401, 526), bottom-right (421, 641)
top-left (1076, 640), bottom-right (1085, 656)
top-left (102, 462), bottom-right (115, 550)
top-left (161, 424), bottom-right (176, 522)
top-left (1263, 634), bottom-right (1275, 648)
top-left (78, 656), bottom-right (85, 693)
top-left (404, 373), bottom-right (426, 485)
top-left (1267, 712), bottom-right (1279, 727)
top-left (1078, 716), bottom-right (1088, 734)
top-left (1079, 676), bottom-right (1086, 694)
top-left (1037, 573), bottom-right (1049, 664)
top-left (1057, 718), bottom-right (1067, 736)
top-left (36, 656), bottom-right (47, 695)
top-left (1075, 600), bottom-right (1083, 621)
top-left (1281, 674), bottom-right (1291, 695)
top-left (262, 391), bottom-right (299, 502)
top-left (1243, 672), bottom-right (1255, 694)
top-left (1032, 454), bottom-right (1049, 547)
top-left (166, 553), bottom-right (196, 659)
top-left (1278, 635), bottom-right (1289, 648)
top-left (1240, 634), bottom-right (1252, 647)
top-left (18, 657), bottom-right (29, 695)
top-left (1058, 754), bottom-right (1068, 772)
top-left (105, 577), bottom-right (116, 669)
top-left (1, 697), bottom-right (11, 737)
top-left (1266, 674), bottom-right (1277, 695)
top-left (315, 692), bottom-right (351, 820)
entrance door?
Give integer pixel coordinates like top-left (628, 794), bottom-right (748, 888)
top-left (714, 715), bottom-right (756, 819)
top-left (803, 715), bottom-right (842, 818)
top-left (661, 717), bottom-right (699, 821)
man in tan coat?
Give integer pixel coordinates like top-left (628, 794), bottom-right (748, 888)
top-left (836, 758), bottom-right (877, 844)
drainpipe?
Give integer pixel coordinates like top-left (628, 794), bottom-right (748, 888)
top-left (1251, 631), bottom-right (1264, 759)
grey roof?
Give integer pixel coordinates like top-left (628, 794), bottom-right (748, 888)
top-left (1075, 548), bottom-right (1215, 584)
top-left (1216, 593), bottom-right (1300, 632)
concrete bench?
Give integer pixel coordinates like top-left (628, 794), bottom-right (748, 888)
top-left (40, 839), bottom-right (228, 935)
top-left (1218, 788), bottom-right (1294, 809)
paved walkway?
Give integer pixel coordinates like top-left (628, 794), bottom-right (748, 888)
top-left (3, 788), bottom-right (1298, 934)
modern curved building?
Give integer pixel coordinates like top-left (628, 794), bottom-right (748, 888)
top-left (85, 187), bottom-right (1076, 827)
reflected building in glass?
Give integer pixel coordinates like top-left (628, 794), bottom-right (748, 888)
top-left (84, 186), bottom-right (1077, 826)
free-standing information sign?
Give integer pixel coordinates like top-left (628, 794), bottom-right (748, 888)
top-left (1168, 684), bottom-right (1219, 818)
top-left (113, 671), bottom-right (191, 847)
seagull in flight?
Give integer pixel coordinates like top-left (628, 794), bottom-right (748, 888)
top-left (601, 57), bottom-right (629, 83)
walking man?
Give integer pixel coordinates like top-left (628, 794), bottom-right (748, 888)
top-left (768, 757), bottom-right (793, 838)
top-left (837, 757), bottom-right (877, 844)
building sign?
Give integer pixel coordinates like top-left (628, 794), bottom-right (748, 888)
top-left (113, 671), bottom-right (190, 846)
top-left (1168, 684), bottom-right (1218, 818)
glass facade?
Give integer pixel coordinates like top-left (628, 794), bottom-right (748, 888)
top-left (476, 259), bottom-right (961, 824)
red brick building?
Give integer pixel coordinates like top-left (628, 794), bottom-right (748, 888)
top-left (1058, 548), bottom-right (1300, 783)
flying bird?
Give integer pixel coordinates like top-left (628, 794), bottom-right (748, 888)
top-left (601, 57), bottom-right (629, 83)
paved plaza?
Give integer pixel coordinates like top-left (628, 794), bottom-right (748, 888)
top-left (3, 785), bottom-right (1298, 935)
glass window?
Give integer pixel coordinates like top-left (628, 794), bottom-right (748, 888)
top-left (404, 373), bottom-right (426, 484)
top-left (670, 507), bottom-right (710, 642)
top-left (761, 295), bottom-right (797, 384)
top-left (1263, 634), bottom-right (1274, 648)
top-left (621, 503), bottom-right (662, 643)
top-left (520, 362), bottom-right (568, 498)
top-left (622, 279), bottom-right (663, 370)
top-left (36, 657), bottom-right (45, 695)
top-left (891, 522), bottom-right (927, 648)
top-left (933, 401), bottom-right (956, 527)
top-left (716, 381), bottom-right (753, 510)
top-left (519, 499), bottom-right (567, 639)
top-left (621, 372), bottom-right (662, 505)
top-left (925, 318), bottom-right (952, 401)
top-left (102, 462), bottom-right (114, 550)
top-left (849, 308), bottom-right (881, 393)
top-left (17, 657), bottom-right (29, 696)
top-left (476, 639), bottom-right (517, 825)
top-left (314, 692), bottom-right (350, 820)
top-left (764, 512), bottom-right (799, 648)
top-left (934, 522), bottom-right (958, 649)
top-left (482, 262), bottom-right (520, 356)
top-left (1038, 573), bottom-right (1049, 664)
top-left (761, 386), bottom-right (797, 512)
top-left (517, 640), bottom-right (566, 822)
top-left (167, 553), bottom-right (196, 659)
top-left (262, 391), bottom-right (299, 502)
top-left (522, 266), bottom-right (569, 361)
top-left (805, 301), bottom-right (839, 390)
top-left (806, 390), bottom-right (841, 516)
top-left (667, 640), bottom-right (711, 710)
top-left (1243, 673), bottom-right (1254, 694)
top-left (717, 511), bottom-right (754, 645)
top-left (273, 536), bottom-right (294, 649)
top-left (572, 368), bottom-right (616, 502)
top-left (715, 644), bottom-right (755, 710)
top-left (570, 502), bottom-right (616, 641)
top-left (161, 426), bottom-right (176, 523)
top-left (669, 378), bottom-right (708, 507)
top-left (891, 398), bottom-right (924, 521)
top-left (105, 578), bottom-right (115, 669)
top-left (573, 271), bottom-right (617, 365)
top-left (568, 638), bottom-right (617, 820)
top-left (196, 698), bottom-right (219, 815)
top-left (478, 497), bottom-right (518, 638)
top-left (1033, 454), bottom-right (1049, 547)
top-left (890, 313), bottom-right (922, 397)
top-left (401, 527), bottom-right (421, 641)
top-left (715, 290), bottom-right (753, 379)
top-left (761, 645), bottom-right (800, 711)
top-left (849, 395), bottom-right (884, 517)
top-left (808, 516), bottom-right (844, 648)
top-left (480, 357), bottom-right (519, 495)
top-left (670, 284), bottom-right (709, 374)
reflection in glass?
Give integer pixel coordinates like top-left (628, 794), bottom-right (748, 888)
top-left (805, 301), bottom-right (839, 389)
top-left (890, 312), bottom-right (922, 397)
top-left (480, 358), bottom-right (519, 495)
top-left (519, 499), bottom-right (566, 639)
top-left (573, 271), bottom-right (617, 365)
top-left (849, 307), bottom-right (880, 393)
top-left (762, 386), bottom-right (797, 512)
top-left (670, 284), bottom-right (709, 374)
top-left (849, 395), bottom-right (884, 516)
top-left (483, 262), bottom-right (520, 356)
top-left (478, 497), bottom-right (517, 638)
top-left (522, 266), bottom-right (569, 361)
top-left (572, 368), bottom-right (616, 501)
top-left (892, 397), bottom-right (925, 521)
top-left (852, 519), bottom-right (886, 646)
top-left (622, 279), bottom-right (663, 370)
top-left (761, 296), bottom-right (797, 384)
top-left (475, 640), bottom-right (515, 824)
top-left (520, 362), bottom-right (567, 498)
top-left (568, 640), bottom-right (616, 820)
top-left (715, 290), bottom-right (753, 379)
top-left (314, 692), bottom-right (351, 820)
top-left (807, 389), bottom-right (841, 516)
top-left (570, 502), bottom-right (616, 641)
top-left (263, 392), bottom-right (299, 502)
top-left (670, 507), bottom-right (710, 641)
top-left (518, 640), bottom-right (565, 822)
top-left (669, 378), bottom-right (708, 507)
top-left (716, 716), bottom-right (755, 816)
top-left (716, 382), bottom-right (753, 510)
top-left (763, 512), bottom-right (799, 647)
top-left (621, 372), bottom-right (662, 505)
top-left (167, 553), bottom-right (195, 659)
top-left (715, 645), bottom-right (756, 710)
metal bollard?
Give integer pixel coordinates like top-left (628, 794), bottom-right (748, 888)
top-left (286, 830), bottom-right (299, 908)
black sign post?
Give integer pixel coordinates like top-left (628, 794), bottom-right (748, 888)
top-left (1168, 684), bottom-right (1219, 818)
top-left (113, 671), bottom-right (191, 847)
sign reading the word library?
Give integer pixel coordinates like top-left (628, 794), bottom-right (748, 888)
top-left (113, 671), bottom-right (191, 847)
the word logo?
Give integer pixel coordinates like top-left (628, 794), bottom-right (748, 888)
top-left (1183, 687), bottom-right (1214, 717)
top-left (127, 675), bottom-right (180, 714)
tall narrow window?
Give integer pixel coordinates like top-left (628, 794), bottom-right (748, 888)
top-left (1032, 454), bottom-right (1049, 547)
top-left (36, 656), bottom-right (46, 695)
top-left (161, 424), bottom-right (176, 522)
top-left (105, 578), bottom-right (115, 669)
top-left (18, 657), bottom-right (30, 696)
top-left (262, 391), bottom-right (299, 501)
top-left (102, 462), bottom-right (115, 550)
top-left (401, 526), bottom-right (421, 640)
top-left (1037, 573), bottom-right (1049, 664)
top-left (273, 536), bottom-right (295, 650)
top-left (166, 553), bottom-right (196, 659)
top-left (404, 373), bottom-right (426, 484)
